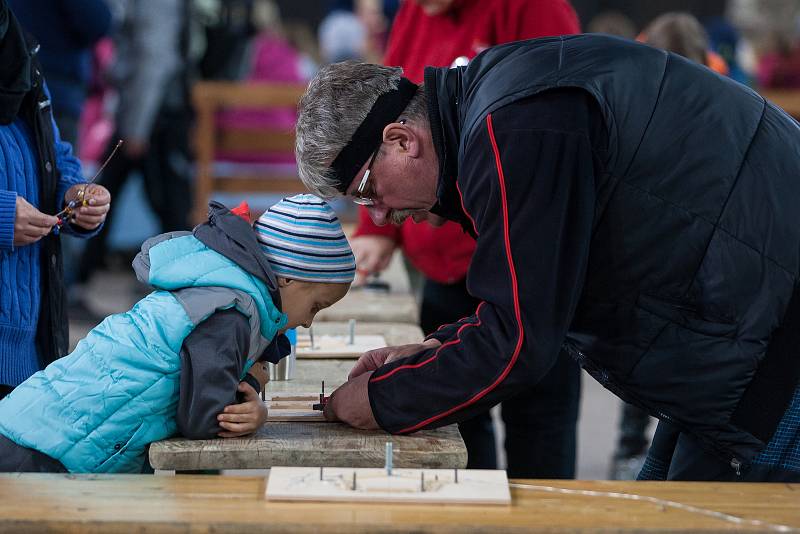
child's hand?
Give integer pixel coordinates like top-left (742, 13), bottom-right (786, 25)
top-left (217, 381), bottom-right (267, 438)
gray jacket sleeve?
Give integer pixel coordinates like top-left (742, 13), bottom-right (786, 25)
top-left (176, 308), bottom-right (252, 439)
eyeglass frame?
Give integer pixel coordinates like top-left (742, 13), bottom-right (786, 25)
top-left (350, 119), bottom-right (406, 207)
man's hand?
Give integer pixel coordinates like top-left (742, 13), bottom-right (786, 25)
top-left (350, 235), bottom-right (395, 283)
top-left (13, 196), bottom-right (59, 246)
top-left (323, 371), bottom-right (379, 429)
top-left (348, 338), bottom-right (442, 380)
top-left (217, 381), bottom-right (268, 438)
top-left (65, 183), bottom-right (110, 231)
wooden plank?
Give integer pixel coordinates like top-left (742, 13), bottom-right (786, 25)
top-left (217, 128), bottom-right (296, 153)
top-left (315, 290), bottom-right (418, 324)
top-left (296, 334), bottom-right (387, 359)
top-left (266, 467), bottom-right (511, 505)
top-left (1, 474), bottom-right (798, 533)
top-left (148, 422), bottom-right (466, 471)
top-left (267, 394), bottom-right (326, 422)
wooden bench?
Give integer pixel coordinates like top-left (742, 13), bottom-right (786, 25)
top-left (192, 81), bottom-right (308, 224)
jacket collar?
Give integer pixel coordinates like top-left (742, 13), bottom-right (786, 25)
top-left (424, 66), bottom-right (474, 234)
top-left (193, 201), bottom-right (282, 311)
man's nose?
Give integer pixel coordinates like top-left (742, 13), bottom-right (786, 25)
top-left (367, 206), bottom-right (390, 226)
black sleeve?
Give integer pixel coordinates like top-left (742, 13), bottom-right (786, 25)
top-left (368, 90), bottom-right (602, 433)
top-left (176, 308), bottom-right (252, 439)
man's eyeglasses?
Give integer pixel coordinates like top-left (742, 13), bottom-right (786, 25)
top-left (350, 119), bottom-right (405, 207)
top-left (352, 145), bottom-right (380, 206)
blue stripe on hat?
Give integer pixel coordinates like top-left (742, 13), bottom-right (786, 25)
top-left (255, 194), bottom-right (355, 284)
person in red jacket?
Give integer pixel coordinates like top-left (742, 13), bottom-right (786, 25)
top-left (350, 0), bottom-right (582, 478)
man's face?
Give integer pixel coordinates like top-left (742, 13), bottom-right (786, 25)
top-left (414, 0), bottom-right (456, 16)
top-left (345, 122), bottom-right (439, 226)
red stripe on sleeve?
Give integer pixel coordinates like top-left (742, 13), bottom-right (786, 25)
top-left (371, 302), bottom-right (486, 383)
top-left (393, 114), bottom-right (525, 434)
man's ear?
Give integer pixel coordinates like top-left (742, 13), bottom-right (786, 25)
top-left (277, 277), bottom-right (294, 288)
top-left (383, 122), bottom-right (420, 157)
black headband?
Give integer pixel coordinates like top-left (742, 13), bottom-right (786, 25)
top-left (330, 77), bottom-right (418, 193)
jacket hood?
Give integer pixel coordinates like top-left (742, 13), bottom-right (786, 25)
top-left (133, 202), bottom-right (283, 311)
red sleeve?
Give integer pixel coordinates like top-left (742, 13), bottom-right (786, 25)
top-left (499, 0), bottom-right (581, 41)
top-left (352, 205), bottom-right (402, 243)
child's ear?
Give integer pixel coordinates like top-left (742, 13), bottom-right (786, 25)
top-left (277, 277), bottom-right (294, 288)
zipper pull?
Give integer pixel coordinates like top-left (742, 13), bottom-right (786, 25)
top-left (730, 457), bottom-right (742, 476)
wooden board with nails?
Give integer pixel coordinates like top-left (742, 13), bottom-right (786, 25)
top-left (266, 394), bottom-right (327, 422)
top-left (265, 467), bottom-right (511, 505)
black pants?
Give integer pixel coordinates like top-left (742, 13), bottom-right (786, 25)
top-left (420, 278), bottom-right (581, 478)
top-left (639, 420), bottom-right (800, 482)
top-left (78, 107), bottom-right (193, 283)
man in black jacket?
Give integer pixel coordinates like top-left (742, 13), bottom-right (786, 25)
top-left (294, 35), bottom-right (800, 482)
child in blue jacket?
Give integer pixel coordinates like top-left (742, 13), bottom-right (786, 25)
top-left (0, 195), bottom-right (355, 473)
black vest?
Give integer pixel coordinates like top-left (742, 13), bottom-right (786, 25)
top-left (429, 34), bottom-right (800, 464)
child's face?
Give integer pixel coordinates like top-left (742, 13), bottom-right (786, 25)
top-left (277, 278), bottom-right (350, 330)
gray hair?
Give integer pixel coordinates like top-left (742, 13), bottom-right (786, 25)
top-left (295, 61), bottom-right (427, 199)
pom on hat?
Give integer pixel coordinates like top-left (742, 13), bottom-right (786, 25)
top-left (230, 201), bottom-right (252, 224)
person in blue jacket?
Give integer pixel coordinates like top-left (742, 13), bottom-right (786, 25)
top-left (0, 1), bottom-right (111, 400)
top-left (0, 196), bottom-right (355, 473)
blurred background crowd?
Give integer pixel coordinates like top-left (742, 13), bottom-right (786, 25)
top-left (8, 0), bottom-right (800, 479)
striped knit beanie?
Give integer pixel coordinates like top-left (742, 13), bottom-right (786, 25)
top-left (255, 194), bottom-right (356, 284)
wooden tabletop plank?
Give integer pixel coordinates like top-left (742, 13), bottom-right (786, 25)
top-left (1, 474), bottom-right (797, 533)
top-left (149, 423), bottom-right (466, 470)
top-left (315, 289), bottom-right (419, 324)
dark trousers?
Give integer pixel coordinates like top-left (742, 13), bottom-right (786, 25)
top-left (639, 420), bottom-right (800, 482)
top-left (420, 278), bottom-right (581, 478)
top-left (0, 435), bottom-right (67, 473)
top-left (78, 108), bottom-right (192, 283)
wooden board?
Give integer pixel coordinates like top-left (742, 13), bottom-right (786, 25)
top-left (296, 334), bottom-right (387, 359)
top-left (148, 422), bottom-right (467, 471)
top-left (266, 394), bottom-right (327, 422)
top-left (266, 467), bottom-right (510, 505)
top-left (315, 291), bottom-right (418, 324)
top-left (3, 474), bottom-right (799, 532)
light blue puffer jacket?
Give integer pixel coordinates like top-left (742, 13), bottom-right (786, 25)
top-left (0, 232), bottom-right (286, 473)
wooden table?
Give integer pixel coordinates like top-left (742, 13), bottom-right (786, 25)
top-left (147, 321), bottom-right (463, 473)
top-left (315, 287), bottom-right (418, 324)
top-left (2, 474), bottom-right (798, 533)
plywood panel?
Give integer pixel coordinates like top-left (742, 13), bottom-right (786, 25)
top-left (266, 467), bottom-right (510, 505)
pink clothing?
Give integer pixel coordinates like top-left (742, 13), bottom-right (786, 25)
top-left (216, 34), bottom-right (304, 163)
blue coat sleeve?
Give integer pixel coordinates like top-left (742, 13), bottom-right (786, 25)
top-left (0, 189), bottom-right (16, 251)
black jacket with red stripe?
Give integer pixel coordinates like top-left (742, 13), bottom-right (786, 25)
top-left (367, 35), bottom-right (800, 468)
